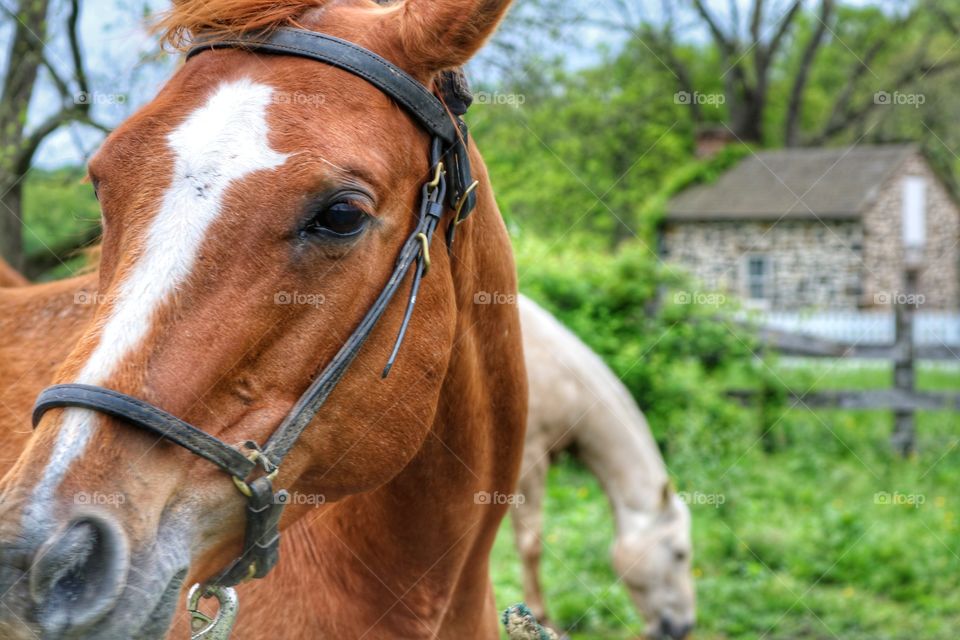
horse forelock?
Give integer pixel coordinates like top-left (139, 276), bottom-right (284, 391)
top-left (154, 0), bottom-right (330, 51)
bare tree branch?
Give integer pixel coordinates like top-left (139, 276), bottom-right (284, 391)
top-left (691, 0), bottom-right (735, 57)
top-left (815, 56), bottom-right (960, 144)
top-left (765, 0), bottom-right (803, 62)
top-left (785, 0), bottom-right (834, 146)
top-left (67, 0), bottom-right (91, 103)
top-left (40, 55), bottom-right (71, 98)
top-left (641, 24), bottom-right (703, 124)
top-left (729, 0), bottom-right (742, 40)
top-left (750, 0), bottom-right (764, 46)
top-left (930, 5), bottom-right (960, 35)
top-left (813, 5), bottom-right (935, 144)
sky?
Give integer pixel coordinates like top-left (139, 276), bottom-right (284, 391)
top-left (1, 0), bottom-right (173, 168)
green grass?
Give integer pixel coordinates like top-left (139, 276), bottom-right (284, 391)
top-left (22, 167), bottom-right (101, 279)
top-left (492, 363), bottom-right (960, 639)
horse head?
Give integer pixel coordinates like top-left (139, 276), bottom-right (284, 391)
top-left (0, 1), bottom-right (524, 638)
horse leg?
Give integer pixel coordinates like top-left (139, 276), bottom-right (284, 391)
top-left (511, 444), bottom-right (550, 624)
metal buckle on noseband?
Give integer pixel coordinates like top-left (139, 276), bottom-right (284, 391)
top-left (188, 584), bottom-right (239, 640)
top-left (230, 445), bottom-right (278, 498)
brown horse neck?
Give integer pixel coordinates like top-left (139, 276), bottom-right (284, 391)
top-left (231, 154), bottom-right (526, 637)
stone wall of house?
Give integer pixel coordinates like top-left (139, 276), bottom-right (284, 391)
top-left (862, 152), bottom-right (959, 310)
top-left (660, 220), bottom-right (865, 310)
top-left (661, 152), bottom-right (960, 311)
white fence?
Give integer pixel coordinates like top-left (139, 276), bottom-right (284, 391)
top-left (740, 311), bottom-right (960, 347)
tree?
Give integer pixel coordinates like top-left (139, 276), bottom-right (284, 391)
top-left (516, 0), bottom-right (960, 147)
top-left (0, 0), bottom-right (109, 270)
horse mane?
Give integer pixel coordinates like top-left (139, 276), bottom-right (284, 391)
top-left (154, 0), bottom-right (329, 50)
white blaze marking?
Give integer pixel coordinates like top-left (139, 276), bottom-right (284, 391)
top-left (30, 79), bottom-right (289, 517)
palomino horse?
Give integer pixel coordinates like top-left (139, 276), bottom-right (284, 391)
top-left (515, 295), bottom-right (695, 640)
top-left (0, 255), bottom-right (27, 287)
top-left (0, 0), bottom-right (526, 638)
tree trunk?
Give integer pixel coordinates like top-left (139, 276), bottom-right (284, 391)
top-left (0, 0), bottom-right (53, 269)
top-left (733, 87), bottom-right (765, 144)
top-left (0, 181), bottom-right (24, 271)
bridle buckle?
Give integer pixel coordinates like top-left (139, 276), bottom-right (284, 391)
top-left (187, 584), bottom-right (239, 640)
top-left (231, 444), bottom-right (278, 498)
top-left (454, 179), bottom-right (480, 225)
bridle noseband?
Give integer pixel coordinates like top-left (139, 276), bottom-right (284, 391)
top-left (32, 27), bottom-right (478, 591)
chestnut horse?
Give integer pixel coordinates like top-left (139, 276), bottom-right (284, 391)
top-left (0, 1), bottom-right (525, 638)
top-left (515, 295), bottom-right (695, 639)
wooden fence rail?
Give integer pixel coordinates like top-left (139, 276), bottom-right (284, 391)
top-left (728, 389), bottom-right (960, 412)
top-left (755, 327), bottom-right (957, 361)
top-left (731, 269), bottom-right (958, 456)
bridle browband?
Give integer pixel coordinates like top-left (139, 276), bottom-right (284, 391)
top-left (32, 27), bottom-right (478, 591)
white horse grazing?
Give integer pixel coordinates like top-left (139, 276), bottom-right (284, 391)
top-left (515, 295), bottom-right (696, 640)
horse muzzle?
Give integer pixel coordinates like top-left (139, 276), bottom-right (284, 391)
top-left (654, 616), bottom-right (695, 640)
top-left (0, 510), bottom-right (190, 640)
top-left (30, 514), bottom-right (129, 636)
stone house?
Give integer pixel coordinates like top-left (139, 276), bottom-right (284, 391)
top-left (659, 144), bottom-right (960, 311)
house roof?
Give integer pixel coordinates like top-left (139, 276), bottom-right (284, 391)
top-left (665, 144), bottom-right (917, 221)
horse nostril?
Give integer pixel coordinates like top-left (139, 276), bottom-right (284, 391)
top-left (658, 617), bottom-right (694, 640)
top-left (29, 515), bottom-right (129, 636)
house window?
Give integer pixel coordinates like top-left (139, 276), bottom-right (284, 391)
top-left (902, 176), bottom-right (927, 266)
top-left (745, 255), bottom-right (772, 301)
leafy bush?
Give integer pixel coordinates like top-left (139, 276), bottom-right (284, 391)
top-left (516, 234), bottom-right (757, 457)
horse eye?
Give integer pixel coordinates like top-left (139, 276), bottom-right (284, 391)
top-left (674, 550), bottom-right (688, 562)
top-left (305, 201), bottom-right (368, 238)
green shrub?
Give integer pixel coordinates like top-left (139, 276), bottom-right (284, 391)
top-left (515, 235), bottom-right (758, 456)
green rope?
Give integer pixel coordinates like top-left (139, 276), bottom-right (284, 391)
top-left (501, 604), bottom-right (558, 640)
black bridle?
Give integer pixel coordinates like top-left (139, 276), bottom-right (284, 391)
top-left (32, 27), bottom-right (478, 590)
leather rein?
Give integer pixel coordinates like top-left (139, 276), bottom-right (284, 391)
top-left (31, 26), bottom-right (478, 591)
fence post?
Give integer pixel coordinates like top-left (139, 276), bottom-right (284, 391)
top-left (891, 267), bottom-right (918, 456)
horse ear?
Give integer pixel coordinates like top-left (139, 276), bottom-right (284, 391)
top-left (660, 480), bottom-right (673, 509)
top-left (384, 0), bottom-right (513, 74)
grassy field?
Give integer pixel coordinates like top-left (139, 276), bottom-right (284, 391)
top-left (491, 362), bottom-right (960, 639)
